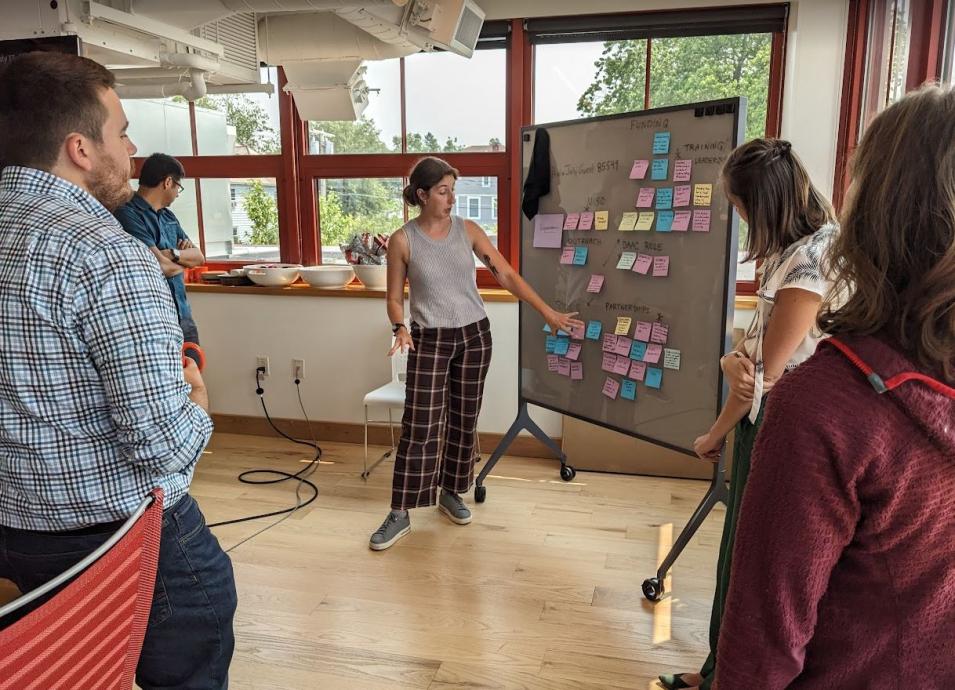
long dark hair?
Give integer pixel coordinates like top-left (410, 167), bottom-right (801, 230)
top-left (722, 138), bottom-right (836, 263)
top-left (819, 84), bottom-right (955, 381)
top-left (403, 156), bottom-right (458, 207)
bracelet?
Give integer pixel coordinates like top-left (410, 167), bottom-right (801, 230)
top-left (392, 323), bottom-right (407, 334)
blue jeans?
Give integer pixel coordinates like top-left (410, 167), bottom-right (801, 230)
top-left (0, 494), bottom-right (236, 689)
top-left (181, 315), bottom-right (202, 367)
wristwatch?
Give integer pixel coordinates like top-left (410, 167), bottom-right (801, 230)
top-left (392, 323), bottom-right (406, 334)
top-left (170, 248), bottom-right (182, 264)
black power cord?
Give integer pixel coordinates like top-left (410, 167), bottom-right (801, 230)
top-left (208, 368), bottom-right (322, 551)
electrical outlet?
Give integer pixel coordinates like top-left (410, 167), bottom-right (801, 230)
top-left (256, 356), bottom-right (270, 377)
top-left (292, 359), bottom-right (305, 381)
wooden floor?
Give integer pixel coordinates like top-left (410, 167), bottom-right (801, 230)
top-left (4, 433), bottom-right (726, 689)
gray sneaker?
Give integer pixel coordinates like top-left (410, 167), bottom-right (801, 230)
top-left (369, 512), bottom-right (411, 551)
top-left (438, 491), bottom-right (472, 525)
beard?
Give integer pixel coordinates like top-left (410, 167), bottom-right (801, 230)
top-left (88, 155), bottom-right (134, 212)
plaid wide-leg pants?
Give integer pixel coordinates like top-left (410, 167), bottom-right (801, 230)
top-left (391, 317), bottom-right (492, 510)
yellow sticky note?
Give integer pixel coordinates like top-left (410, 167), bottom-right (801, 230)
top-left (615, 317), bottom-right (632, 336)
top-left (594, 210), bottom-right (609, 230)
top-left (694, 183), bottom-right (713, 206)
top-left (636, 212), bottom-right (655, 231)
top-left (618, 212), bottom-right (638, 231)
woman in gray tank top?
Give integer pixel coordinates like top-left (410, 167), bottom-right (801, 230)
top-left (370, 157), bottom-right (584, 551)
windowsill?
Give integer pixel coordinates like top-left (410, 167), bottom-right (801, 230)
top-left (186, 281), bottom-right (518, 302)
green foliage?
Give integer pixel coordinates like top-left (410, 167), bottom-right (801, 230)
top-left (318, 187), bottom-right (403, 249)
top-left (392, 131), bottom-right (465, 152)
top-left (242, 180), bottom-right (279, 245)
top-left (193, 95), bottom-right (279, 153)
top-left (309, 118), bottom-right (391, 154)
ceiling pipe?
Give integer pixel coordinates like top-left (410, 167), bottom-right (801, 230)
top-left (115, 70), bottom-right (208, 100)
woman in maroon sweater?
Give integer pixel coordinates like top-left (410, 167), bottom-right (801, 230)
top-left (713, 85), bottom-right (955, 688)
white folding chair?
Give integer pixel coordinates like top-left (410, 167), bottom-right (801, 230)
top-left (361, 340), bottom-right (408, 480)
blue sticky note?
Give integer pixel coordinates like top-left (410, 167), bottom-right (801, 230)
top-left (652, 131), bottom-right (671, 155)
top-left (546, 335), bottom-right (557, 353)
top-left (655, 187), bottom-right (673, 210)
top-left (554, 337), bottom-right (570, 356)
top-left (573, 246), bottom-right (588, 266)
top-left (646, 367), bottom-right (663, 389)
top-left (651, 158), bottom-right (669, 181)
top-left (621, 379), bottom-right (637, 400)
top-left (657, 210), bottom-right (675, 232)
top-left (586, 320), bottom-right (603, 340)
top-left (543, 325), bottom-right (570, 336)
top-left (630, 341), bottom-right (648, 361)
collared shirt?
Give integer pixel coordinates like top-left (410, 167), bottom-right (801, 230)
top-left (0, 166), bottom-right (213, 531)
top-left (114, 193), bottom-right (193, 321)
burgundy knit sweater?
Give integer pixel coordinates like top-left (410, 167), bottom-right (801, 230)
top-left (713, 334), bottom-right (955, 689)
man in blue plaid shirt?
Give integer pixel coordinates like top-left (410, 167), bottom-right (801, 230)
top-left (0, 53), bottom-right (235, 688)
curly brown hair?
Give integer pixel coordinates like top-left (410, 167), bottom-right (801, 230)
top-left (819, 84), bottom-right (955, 381)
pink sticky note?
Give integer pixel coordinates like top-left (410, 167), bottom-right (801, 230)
top-left (613, 355), bottom-right (630, 375)
top-left (533, 213), bottom-right (564, 248)
top-left (614, 335), bottom-right (632, 356)
top-left (652, 256), bottom-right (670, 277)
top-left (547, 354), bottom-right (559, 372)
top-left (633, 254), bottom-right (653, 275)
top-left (636, 187), bottom-right (655, 208)
top-left (674, 185), bottom-right (692, 207)
top-left (566, 342), bottom-right (582, 361)
top-left (629, 360), bottom-right (647, 381)
top-left (602, 377), bottom-right (620, 399)
top-left (563, 213), bottom-right (580, 230)
top-left (629, 160), bottom-right (649, 179)
top-left (558, 358), bottom-right (572, 376)
top-left (634, 321), bottom-right (653, 342)
top-left (672, 210), bottom-right (692, 231)
top-left (602, 333), bottom-right (618, 352)
top-left (578, 211), bottom-right (595, 230)
top-left (673, 159), bottom-right (692, 182)
top-left (571, 362), bottom-right (583, 380)
top-left (692, 209), bottom-right (711, 232)
top-left (651, 322), bottom-right (670, 344)
top-left (601, 352), bottom-right (616, 372)
top-left (560, 246), bottom-right (575, 264)
top-left (570, 324), bottom-right (585, 340)
top-left (644, 343), bottom-right (663, 364)
top-left (587, 274), bottom-right (605, 293)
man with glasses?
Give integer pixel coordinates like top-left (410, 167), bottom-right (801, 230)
top-left (115, 153), bottom-right (205, 358)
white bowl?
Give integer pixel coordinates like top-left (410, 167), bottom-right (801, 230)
top-left (352, 264), bottom-right (388, 290)
top-left (246, 264), bottom-right (302, 287)
top-left (299, 265), bottom-right (355, 288)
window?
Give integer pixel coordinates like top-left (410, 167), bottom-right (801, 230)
top-left (121, 97), bottom-right (193, 157)
top-left (467, 197), bottom-right (481, 219)
top-left (203, 178), bottom-right (280, 262)
top-left (492, 197), bottom-right (498, 220)
top-left (860, 0), bottom-right (913, 133)
top-left (316, 178), bottom-right (404, 264)
top-left (196, 68), bottom-right (282, 155)
top-left (482, 176), bottom-right (492, 187)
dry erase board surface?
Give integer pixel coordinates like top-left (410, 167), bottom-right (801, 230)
top-left (519, 100), bottom-right (743, 455)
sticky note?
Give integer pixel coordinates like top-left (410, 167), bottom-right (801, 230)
top-left (629, 360), bottom-right (647, 381)
top-left (656, 210), bottom-right (674, 232)
top-left (566, 342), bottom-right (582, 361)
top-left (674, 185), bottom-right (692, 207)
top-left (547, 354), bottom-right (559, 372)
top-left (651, 158), bottom-right (669, 181)
top-left (633, 254), bottom-right (652, 275)
top-left (563, 213), bottom-right (580, 230)
top-left (602, 377), bottom-right (620, 400)
top-left (569, 323), bottom-right (585, 340)
top-left (692, 209), bottom-right (711, 232)
top-left (621, 379), bottom-right (637, 401)
top-left (652, 256), bottom-right (670, 277)
top-left (664, 348), bottom-right (681, 370)
top-left (543, 325), bottom-right (568, 336)
top-left (595, 211), bottom-right (609, 230)
top-left (636, 212), bottom-right (655, 231)
top-left (645, 367), bottom-right (663, 389)
top-left (617, 251), bottom-right (637, 270)
top-left (613, 355), bottom-right (630, 375)
top-left (644, 343), bottom-right (663, 364)
top-left (533, 214), bottom-right (564, 248)
top-left (629, 160), bottom-right (650, 179)
top-left (554, 337), bottom-right (570, 356)
top-left (579, 211), bottom-right (595, 230)
top-left (602, 333), bottom-right (618, 352)
top-left (560, 247), bottom-right (575, 264)
top-left (601, 352), bottom-right (616, 372)
top-left (614, 336), bottom-right (633, 356)
top-left (545, 335), bottom-right (557, 353)
top-left (586, 320), bottom-right (603, 340)
top-left (586, 274), bottom-right (605, 293)
top-left (651, 322), bottom-right (670, 344)
top-left (636, 187), bottom-right (655, 208)
top-left (652, 132), bottom-right (671, 155)
top-left (571, 362), bottom-right (583, 380)
top-left (655, 187), bottom-right (673, 210)
top-left (694, 184), bottom-right (713, 206)
top-left (573, 246), bottom-right (589, 266)
top-left (558, 359), bottom-right (571, 376)
top-left (618, 212), bottom-right (638, 231)
top-left (634, 321), bottom-right (652, 342)
top-left (673, 159), bottom-right (692, 182)
top-left (672, 210), bottom-right (692, 232)
top-left (630, 340), bottom-right (648, 361)
top-left (614, 317), bottom-right (632, 336)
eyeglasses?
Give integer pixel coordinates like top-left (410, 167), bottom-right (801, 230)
top-left (174, 180), bottom-right (184, 193)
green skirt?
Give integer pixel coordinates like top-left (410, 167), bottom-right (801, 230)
top-left (698, 407), bottom-right (765, 690)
